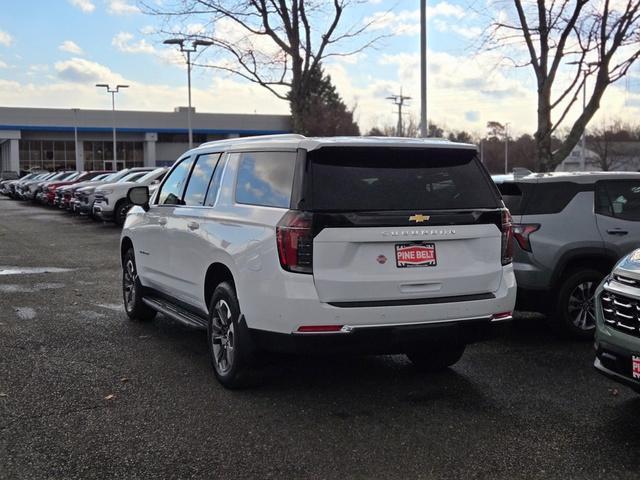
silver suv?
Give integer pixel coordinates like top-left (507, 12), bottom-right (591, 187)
top-left (122, 135), bottom-right (517, 388)
top-left (494, 171), bottom-right (640, 338)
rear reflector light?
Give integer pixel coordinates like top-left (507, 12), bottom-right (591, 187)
top-left (492, 311), bottom-right (512, 320)
top-left (500, 208), bottom-right (514, 265)
top-left (512, 223), bottom-right (540, 252)
top-left (297, 325), bottom-right (344, 333)
top-left (276, 210), bottom-right (314, 274)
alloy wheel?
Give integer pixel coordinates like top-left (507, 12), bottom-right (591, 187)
top-left (123, 259), bottom-right (137, 312)
top-left (567, 281), bottom-right (597, 330)
top-left (211, 299), bottom-right (235, 375)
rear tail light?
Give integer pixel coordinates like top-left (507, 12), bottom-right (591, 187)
top-left (512, 223), bottom-right (540, 252)
top-left (276, 211), bottom-right (314, 274)
top-left (500, 208), bottom-right (514, 266)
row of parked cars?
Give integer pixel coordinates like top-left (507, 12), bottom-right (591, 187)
top-left (0, 166), bottom-right (167, 225)
top-left (3, 134), bottom-right (640, 392)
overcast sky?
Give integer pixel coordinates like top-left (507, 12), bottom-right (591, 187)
top-left (0, 0), bottom-right (638, 136)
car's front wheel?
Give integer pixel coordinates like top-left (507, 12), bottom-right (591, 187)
top-left (207, 282), bottom-right (252, 389)
top-left (406, 344), bottom-right (466, 372)
top-left (122, 248), bottom-right (156, 322)
top-left (115, 200), bottom-right (132, 226)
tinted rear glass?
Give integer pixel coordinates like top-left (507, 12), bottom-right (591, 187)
top-left (503, 181), bottom-right (591, 216)
top-left (308, 147), bottom-right (499, 211)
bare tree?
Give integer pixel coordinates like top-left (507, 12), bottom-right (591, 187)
top-left (587, 119), bottom-right (638, 171)
top-left (486, 1), bottom-right (640, 171)
top-left (141, 0), bottom-right (381, 133)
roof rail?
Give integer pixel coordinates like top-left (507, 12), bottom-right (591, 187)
top-left (199, 133), bottom-right (305, 149)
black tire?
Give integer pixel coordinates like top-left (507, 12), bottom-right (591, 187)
top-left (88, 202), bottom-right (99, 220)
top-left (122, 248), bottom-right (156, 322)
top-left (114, 200), bottom-right (132, 226)
top-left (553, 268), bottom-right (604, 339)
top-left (406, 344), bottom-right (466, 372)
top-left (207, 281), bottom-right (253, 389)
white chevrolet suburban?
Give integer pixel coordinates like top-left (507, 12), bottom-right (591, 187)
top-left (121, 135), bottom-right (517, 388)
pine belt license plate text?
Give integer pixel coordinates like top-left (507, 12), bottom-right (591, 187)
top-left (395, 242), bottom-right (437, 268)
top-left (632, 355), bottom-right (640, 379)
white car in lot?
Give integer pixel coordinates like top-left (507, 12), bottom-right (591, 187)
top-left (121, 135), bottom-right (517, 388)
top-left (93, 168), bottom-right (167, 225)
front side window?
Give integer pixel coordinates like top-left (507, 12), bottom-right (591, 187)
top-left (596, 180), bottom-right (640, 221)
top-left (157, 156), bottom-right (195, 205)
top-left (184, 153), bottom-right (221, 206)
top-left (235, 151), bottom-right (296, 208)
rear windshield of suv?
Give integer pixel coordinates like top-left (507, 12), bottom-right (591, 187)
top-left (308, 147), bottom-right (499, 211)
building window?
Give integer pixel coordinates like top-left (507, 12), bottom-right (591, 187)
top-left (19, 140), bottom-right (77, 172)
top-left (83, 141), bottom-right (144, 170)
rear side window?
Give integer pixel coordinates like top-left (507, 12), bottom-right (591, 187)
top-left (596, 180), bottom-right (640, 221)
top-left (524, 182), bottom-right (589, 215)
top-left (184, 153), bottom-right (220, 206)
top-left (498, 181), bottom-right (589, 215)
top-left (307, 147), bottom-right (499, 211)
top-left (235, 151), bottom-right (296, 208)
top-left (157, 156), bottom-right (194, 205)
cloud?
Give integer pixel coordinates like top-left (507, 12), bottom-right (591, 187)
top-left (111, 32), bottom-right (183, 66)
top-left (107, 0), bottom-right (140, 15)
top-left (0, 30), bottom-right (13, 47)
top-left (54, 57), bottom-right (124, 83)
top-left (319, 48), bottom-right (540, 135)
top-left (0, 60), bottom-right (7, 68)
top-left (112, 32), bottom-right (155, 54)
top-left (59, 40), bottom-right (84, 55)
top-left (68, 0), bottom-right (95, 13)
top-left (0, 72), bottom-right (289, 118)
top-left (433, 19), bottom-right (483, 40)
top-left (366, 2), bottom-right (466, 36)
top-left (28, 64), bottom-right (49, 76)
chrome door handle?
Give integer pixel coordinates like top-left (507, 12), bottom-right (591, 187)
top-left (158, 217), bottom-right (167, 226)
top-left (187, 221), bottom-right (199, 231)
top-left (607, 229), bottom-right (628, 235)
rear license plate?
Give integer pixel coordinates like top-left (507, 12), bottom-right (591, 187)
top-left (395, 242), bottom-right (437, 268)
top-left (633, 356), bottom-right (640, 379)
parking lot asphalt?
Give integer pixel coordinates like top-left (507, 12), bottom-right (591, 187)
top-left (1, 196), bottom-right (640, 480)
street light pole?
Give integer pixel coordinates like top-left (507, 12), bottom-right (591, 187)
top-left (71, 108), bottom-right (80, 171)
top-left (581, 79), bottom-right (586, 169)
top-left (164, 38), bottom-right (214, 150)
top-left (420, 0), bottom-right (427, 138)
top-left (504, 123), bottom-right (510, 174)
top-left (95, 84), bottom-right (129, 168)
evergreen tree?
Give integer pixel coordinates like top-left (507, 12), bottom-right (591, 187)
top-left (289, 64), bottom-right (360, 136)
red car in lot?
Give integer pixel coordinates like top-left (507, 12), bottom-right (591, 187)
top-left (43, 170), bottom-right (111, 206)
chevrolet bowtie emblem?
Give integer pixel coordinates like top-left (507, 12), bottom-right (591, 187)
top-left (409, 214), bottom-right (430, 223)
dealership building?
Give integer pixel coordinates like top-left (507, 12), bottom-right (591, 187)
top-left (0, 106), bottom-right (291, 173)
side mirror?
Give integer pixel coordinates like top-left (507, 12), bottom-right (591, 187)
top-left (127, 186), bottom-right (150, 211)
